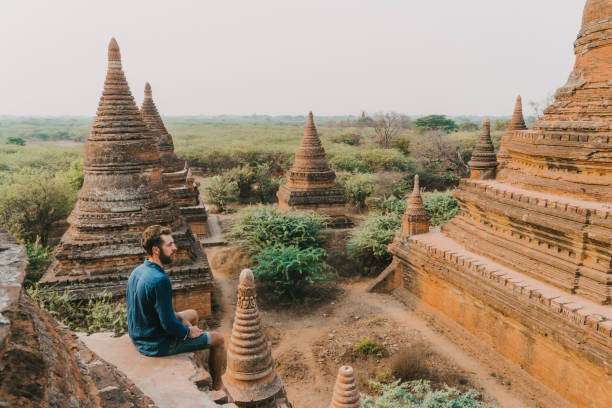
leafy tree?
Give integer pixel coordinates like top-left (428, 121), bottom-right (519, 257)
top-left (205, 175), bottom-right (239, 212)
top-left (6, 136), bottom-right (25, 146)
top-left (458, 122), bottom-right (480, 132)
top-left (337, 172), bottom-right (376, 209)
top-left (0, 171), bottom-right (77, 245)
top-left (410, 131), bottom-right (469, 178)
top-left (252, 246), bottom-right (331, 300)
top-left (415, 115), bottom-right (458, 133)
top-left (423, 192), bottom-right (461, 226)
top-left (492, 119), bottom-right (509, 131)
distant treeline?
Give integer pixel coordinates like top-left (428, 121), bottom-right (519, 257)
top-left (0, 114), bottom-right (537, 143)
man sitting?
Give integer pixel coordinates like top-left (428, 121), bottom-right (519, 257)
top-left (126, 225), bottom-right (231, 401)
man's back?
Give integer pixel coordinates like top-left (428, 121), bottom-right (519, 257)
top-left (126, 260), bottom-right (188, 356)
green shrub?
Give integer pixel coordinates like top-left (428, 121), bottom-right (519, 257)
top-left (331, 132), bottom-right (362, 146)
top-left (251, 163), bottom-right (284, 204)
top-left (252, 246), bottom-right (331, 300)
top-left (367, 195), bottom-right (406, 216)
top-left (229, 206), bottom-right (326, 252)
top-left (423, 192), bottom-right (461, 226)
top-left (337, 172), bottom-right (376, 209)
top-left (354, 338), bottom-right (385, 358)
top-left (205, 175), bottom-right (239, 212)
top-left (0, 171), bottom-right (77, 245)
top-left (6, 136), bottom-right (25, 146)
top-left (329, 150), bottom-right (413, 173)
top-left (347, 214), bottom-right (401, 266)
top-left (362, 380), bottom-right (490, 408)
top-left (25, 241), bottom-right (54, 285)
top-left (391, 136), bottom-right (411, 155)
top-left (27, 286), bottom-right (127, 335)
top-left (226, 165), bottom-right (256, 202)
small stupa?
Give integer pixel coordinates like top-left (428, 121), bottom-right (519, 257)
top-left (401, 175), bottom-right (429, 236)
top-left (330, 365), bottom-right (360, 408)
top-left (497, 95), bottom-right (527, 165)
top-left (223, 269), bottom-right (291, 408)
top-left (141, 82), bottom-right (208, 237)
top-left (468, 119), bottom-right (498, 179)
top-left (277, 112), bottom-right (351, 227)
top-left (41, 38), bottom-right (213, 318)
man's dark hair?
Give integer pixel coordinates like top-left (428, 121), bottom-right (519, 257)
top-left (141, 225), bottom-right (172, 256)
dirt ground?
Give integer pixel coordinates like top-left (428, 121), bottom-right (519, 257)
top-left (205, 246), bottom-right (542, 408)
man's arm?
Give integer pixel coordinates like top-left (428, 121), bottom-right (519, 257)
top-left (153, 277), bottom-right (189, 339)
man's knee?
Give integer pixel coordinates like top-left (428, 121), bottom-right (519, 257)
top-left (208, 332), bottom-right (224, 348)
top-left (181, 309), bottom-right (198, 325)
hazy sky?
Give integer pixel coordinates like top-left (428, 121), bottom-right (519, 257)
top-left (0, 0), bottom-right (585, 117)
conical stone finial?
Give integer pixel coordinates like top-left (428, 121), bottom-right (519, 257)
top-left (402, 175), bottom-right (429, 236)
top-left (468, 119), bottom-right (498, 179)
top-left (144, 82), bottom-right (152, 97)
top-left (498, 95), bottom-right (527, 162)
top-left (293, 111), bottom-right (330, 172)
top-left (330, 365), bottom-right (360, 408)
top-left (223, 269), bottom-right (285, 406)
top-left (108, 37), bottom-right (121, 67)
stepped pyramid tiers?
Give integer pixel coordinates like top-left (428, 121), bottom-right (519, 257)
top-left (499, 0), bottom-right (612, 201)
top-left (277, 112), bottom-right (351, 227)
top-left (497, 95), bottom-right (527, 165)
top-left (401, 175), bottom-right (429, 236)
top-left (223, 269), bottom-right (290, 408)
top-left (41, 38), bottom-right (213, 317)
top-left (468, 119), bottom-right (498, 179)
top-left (384, 3), bottom-right (612, 407)
top-left (141, 82), bottom-right (208, 237)
top-left (330, 366), bottom-right (360, 408)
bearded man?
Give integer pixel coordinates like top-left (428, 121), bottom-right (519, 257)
top-left (126, 225), bottom-right (231, 401)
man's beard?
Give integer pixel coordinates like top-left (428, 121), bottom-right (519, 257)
top-left (159, 250), bottom-right (174, 265)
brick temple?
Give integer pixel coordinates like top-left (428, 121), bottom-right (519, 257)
top-left (381, 2), bottom-right (612, 407)
top-left (140, 82), bottom-right (208, 238)
top-left (277, 112), bottom-right (351, 227)
top-left (41, 38), bottom-right (213, 317)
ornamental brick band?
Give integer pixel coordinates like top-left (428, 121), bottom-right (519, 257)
top-left (40, 38), bottom-right (213, 318)
top-left (141, 82), bottom-right (208, 238)
top-left (468, 119), bottom-right (497, 180)
top-left (277, 112), bottom-right (351, 227)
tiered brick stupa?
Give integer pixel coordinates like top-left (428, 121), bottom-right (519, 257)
top-left (467, 119), bottom-right (498, 179)
top-left (384, 2), bottom-right (612, 407)
top-left (141, 82), bottom-right (208, 238)
top-left (401, 175), bottom-right (430, 235)
top-left (329, 365), bottom-right (360, 408)
top-left (497, 95), bottom-right (527, 166)
top-left (223, 269), bottom-right (291, 408)
top-left (41, 38), bottom-right (213, 318)
top-left (277, 112), bottom-right (351, 227)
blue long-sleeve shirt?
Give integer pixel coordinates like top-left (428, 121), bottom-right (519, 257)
top-left (126, 260), bottom-right (189, 356)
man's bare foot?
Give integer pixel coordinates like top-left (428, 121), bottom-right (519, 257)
top-left (213, 383), bottom-right (234, 403)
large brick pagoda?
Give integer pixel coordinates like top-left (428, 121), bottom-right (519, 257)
top-left (140, 82), bottom-right (208, 238)
top-left (277, 112), bottom-right (350, 226)
top-left (41, 38), bottom-right (213, 317)
top-left (384, 2), bottom-right (612, 407)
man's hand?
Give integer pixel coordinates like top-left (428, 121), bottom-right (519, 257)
top-left (188, 326), bottom-right (204, 339)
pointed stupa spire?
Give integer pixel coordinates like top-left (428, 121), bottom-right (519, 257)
top-left (223, 269), bottom-right (286, 406)
top-left (108, 37), bottom-right (121, 67)
top-left (401, 174), bottom-right (429, 236)
top-left (468, 119), bottom-right (498, 179)
top-left (140, 82), bottom-right (182, 171)
top-left (498, 95), bottom-right (527, 162)
top-left (330, 365), bottom-right (360, 408)
top-left (294, 111), bottom-right (328, 168)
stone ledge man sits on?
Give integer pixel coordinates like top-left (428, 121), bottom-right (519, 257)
top-left (126, 225), bottom-right (232, 401)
